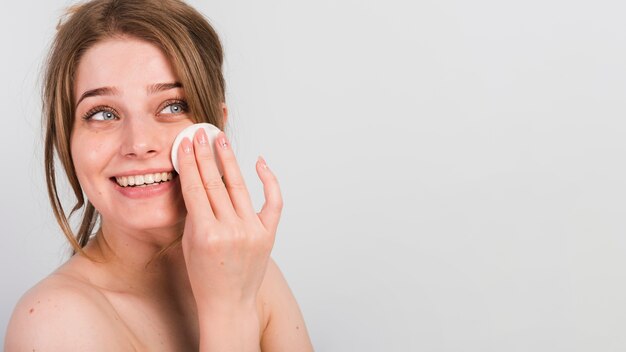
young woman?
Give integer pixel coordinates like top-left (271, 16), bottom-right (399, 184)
top-left (4, 0), bottom-right (313, 350)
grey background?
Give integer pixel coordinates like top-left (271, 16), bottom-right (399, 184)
top-left (2, 0), bottom-right (626, 351)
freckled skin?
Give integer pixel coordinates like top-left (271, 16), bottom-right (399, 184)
top-left (70, 38), bottom-right (193, 234)
top-left (4, 37), bottom-right (313, 352)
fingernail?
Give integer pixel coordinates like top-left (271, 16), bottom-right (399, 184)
top-left (258, 156), bottom-right (268, 169)
top-left (197, 128), bottom-right (208, 145)
top-left (218, 132), bottom-right (229, 149)
top-left (182, 137), bottom-right (193, 154)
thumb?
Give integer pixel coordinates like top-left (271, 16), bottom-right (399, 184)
top-left (255, 156), bottom-right (283, 234)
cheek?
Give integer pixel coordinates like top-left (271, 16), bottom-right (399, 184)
top-left (71, 135), bottom-right (110, 185)
top-left (86, 142), bottom-right (105, 162)
top-left (171, 121), bottom-right (195, 138)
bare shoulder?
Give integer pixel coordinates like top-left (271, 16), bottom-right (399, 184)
top-left (258, 257), bottom-right (314, 351)
top-left (4, 272), bottom-right (136, 352)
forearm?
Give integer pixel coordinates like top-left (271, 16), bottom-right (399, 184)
top-left (198, 303), bottom-right (261, 352)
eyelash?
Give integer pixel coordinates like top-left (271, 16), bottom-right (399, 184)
top-left (80, 97), bottom-right (189, 121)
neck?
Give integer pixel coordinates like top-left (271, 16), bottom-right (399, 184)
top-left (82, 219), bottom-right (192, 300)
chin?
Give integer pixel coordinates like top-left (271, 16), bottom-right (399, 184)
top-left (128, 214), bottom-right (185, 232)
top-left (100, 202), bottom-right (187, 233)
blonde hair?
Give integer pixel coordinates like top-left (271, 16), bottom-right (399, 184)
top-left (43, 0), bottom-right (226, 259)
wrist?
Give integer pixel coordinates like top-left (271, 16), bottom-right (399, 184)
top-left (198, 300), bottom-right (258, 324)
top-left (198, 304), bottom-right (261, 352)
top-left (197, 296), bottom-right (258, 316)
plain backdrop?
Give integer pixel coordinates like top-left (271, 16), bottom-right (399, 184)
top-left (2, 0), bottom-right (626, 351)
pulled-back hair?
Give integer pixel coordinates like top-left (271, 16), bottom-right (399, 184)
top-left (43, 0), bottom-right (226, 258)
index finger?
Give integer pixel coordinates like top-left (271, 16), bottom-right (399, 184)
top-left (177, 137), bottom-right (215, 221)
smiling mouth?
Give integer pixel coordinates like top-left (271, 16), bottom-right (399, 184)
top-left (111, 171), bottom-right (177, 187)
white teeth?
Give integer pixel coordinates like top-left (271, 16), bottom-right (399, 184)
top-left (115, 172), bottom-right (175, 187)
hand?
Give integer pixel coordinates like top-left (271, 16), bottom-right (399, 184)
top-left (177, 127), bottom-right (283, 312)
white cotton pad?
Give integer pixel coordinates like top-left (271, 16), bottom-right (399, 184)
top-left (171, 123), bottom-right (224, 176)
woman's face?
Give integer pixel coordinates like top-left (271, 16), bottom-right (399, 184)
top-left (71, 36), bottom-right (193, 232)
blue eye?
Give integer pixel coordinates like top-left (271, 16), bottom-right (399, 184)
top-left (89, 110), bottom-right (116, 121)
top-left (160, 102), bottom-right (187, 114)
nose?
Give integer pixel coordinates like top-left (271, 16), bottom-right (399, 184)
top-left (119, 116), bottom-right (162, 159)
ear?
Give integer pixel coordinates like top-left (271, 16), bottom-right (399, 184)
top-left (221, 102), bottom-right (228, 127)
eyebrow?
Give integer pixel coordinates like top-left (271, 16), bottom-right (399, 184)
top-left (75, 82), bottom-right (183, 108)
